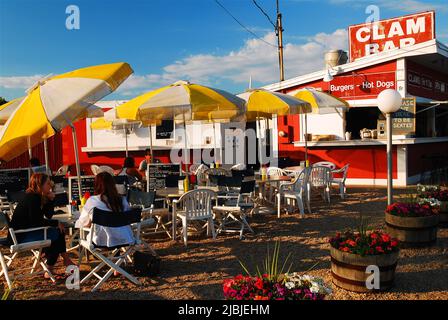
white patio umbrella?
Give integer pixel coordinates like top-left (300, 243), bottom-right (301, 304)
top-left (0, 62), bottom-right (133, 199)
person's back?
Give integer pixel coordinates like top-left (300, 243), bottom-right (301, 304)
top-left (77, 195), bottom-right (134, 247)
top-left (75, 172), bottom-right (135, 247)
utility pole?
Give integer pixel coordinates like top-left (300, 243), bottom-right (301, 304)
top-left (276, 0), bottom-right (284, 82)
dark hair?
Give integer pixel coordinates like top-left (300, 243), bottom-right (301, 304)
top-left (145, 149), bottom-right (151, 156)
top-left (123, 157), bottom-right (136, 168)
top-left (27, 173), bottom-right (49, 194)
top-left (30, 157), bottom-right (40, 167)
top-left (94, 172), bottom-right (124, 213)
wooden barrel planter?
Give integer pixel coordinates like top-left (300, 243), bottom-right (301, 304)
top-left (330, 247), bottom-right (399, 293)
top-left (385, 212), bottom-right (439, 247)
top-left (439, 201), bottom-right (448, 227)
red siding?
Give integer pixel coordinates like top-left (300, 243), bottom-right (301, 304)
top-left (279, 145), bottom-right (398, 179)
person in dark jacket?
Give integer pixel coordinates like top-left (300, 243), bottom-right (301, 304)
top-left (9, 173), bottom-right (74, 279)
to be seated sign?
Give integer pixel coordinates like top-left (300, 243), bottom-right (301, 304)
top-left (392, 97), bottom-right (416, 135)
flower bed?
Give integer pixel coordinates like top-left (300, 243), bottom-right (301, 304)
top-left (223, 273), bottom-right (331, 300)
top-left (385, 202), bottom-right (439, 246)
top-left (417, 187), bottom-right (448, 225)
top-left (328, 230), bottom-right (399, 292)
top-left (329, 230), bottom-right (398, 256)
top-left (385, 202), bottom-right (437, 217)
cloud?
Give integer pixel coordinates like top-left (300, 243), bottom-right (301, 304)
top-left (113, 28), bottom-right (348, 96)
top-left (0, 75), bottom-right (43, 89)
top-left (0, 29), bottom-right (347, 96)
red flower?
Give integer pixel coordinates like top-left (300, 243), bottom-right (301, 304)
top-left (375, 246), bottom-right (384, 253)
top-left (255, 277), bottom-right (264, 290)
top-left (381, 234), bottom-right (391, 243)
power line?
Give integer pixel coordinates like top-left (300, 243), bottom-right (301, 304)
top-left (214, 0), bottom-right (277, 48)
top-left (252, 0), bottom-right (276, 29)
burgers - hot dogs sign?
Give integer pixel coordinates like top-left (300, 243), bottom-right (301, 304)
top-left (349, 11), bottom-right (435, 62)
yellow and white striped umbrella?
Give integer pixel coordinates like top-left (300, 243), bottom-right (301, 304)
top-left (0, 97), bottom-right (25, 125)
top-left (293, 87), bottom-right (349, 114)
top-left (114, 80), bottom-right (246, 122)
top-left (0, 62), bottom-right (133, 162)
top-left (238, 89), bottom-right (312, 120)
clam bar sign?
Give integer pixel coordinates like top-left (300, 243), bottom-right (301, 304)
top-left (349, 11), bottom-right (435, 62)
top-left (392, 97), bottom-right (416, 135)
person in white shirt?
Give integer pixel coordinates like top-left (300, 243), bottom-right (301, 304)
top-left (75, 172), bottom-right (135, 248)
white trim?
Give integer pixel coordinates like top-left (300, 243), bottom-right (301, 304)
top-left (396, 145), bottom-right (407, 186)
top-left (345, 178), bottom-right (407, 187)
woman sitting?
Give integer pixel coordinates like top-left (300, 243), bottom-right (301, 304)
top-left (76, 172), bottom-right (135, 248)
top-left (118, 157), bottom-right (142, 186)
top-left (9, 173), bottom-right (74, 280)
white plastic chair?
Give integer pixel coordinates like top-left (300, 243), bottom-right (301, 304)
top-left (193, 164), bottom-right (209, 186)
top-left (313, 161), bottom-right (336, 170)
top-left (277, 167), bottom-right (312, 218)
top-left (172, 189), bottom-right (217, 247)
top-left (79, 208), bottom-right (142, 292)
top-left (97, 165), bottom-right (115, 176)
top-left (331, 164), bottom-right (350, 199)
top-left (308, 166), bottom-right (332, 204)
top-left (55, 165), bottom-right (69, 176)
top-left (231, 163), bottom-right (246, 171)
top-left (90, 165), bottom-right (100, 176)
top-left (266, 167), bottom-right (286, 177)
top-left (0, 212), bottom-right (55, 290)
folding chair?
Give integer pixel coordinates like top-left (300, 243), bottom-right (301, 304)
top-left (213, 180), bottom-right (256, 239)
top-left (0, 212), bottom-right (55, 290)
top-left (79, 207), bottom-right (142, 292)
top-left (5, 191), bottom-right (26, 219)
top-left (127, 189), bottom-right (171, 238)
top-left (172, 189), bottom-right (217, 247)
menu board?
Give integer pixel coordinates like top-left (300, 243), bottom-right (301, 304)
top-left (156, 120), bottom-right (174, 139)
top-left (68, 175), bottom-right (96, 202)
top-left (0, 168), bottom-right (30, 194)
top-left (392, 97), bottom-right (416, 135)
top-left (147, 164), bottom-right (180, 190)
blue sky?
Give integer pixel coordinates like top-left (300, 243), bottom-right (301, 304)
top-left (0, 0), bottom-right (447, 100)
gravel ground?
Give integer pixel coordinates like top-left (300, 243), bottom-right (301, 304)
top-left (1, 186), bottom-right (447, 300)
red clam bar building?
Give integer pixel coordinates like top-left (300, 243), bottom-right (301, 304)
top-left (265, 12), bottom-right (448, 186)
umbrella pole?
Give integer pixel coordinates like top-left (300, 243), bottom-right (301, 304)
top-left (43, 139), bottom-right (50, 174)
top-left (256, 118), bottom-right (263, 167)
top-left (27, 137), bottom-right (32, 168)
top-left (183, 112), bottom-right (188, 173)
top-left (213, 121), bottom-right (217, 165)
top-left (304, 114), bottom-right (308, 166)
top-left (124, 128), bottom-right (129, 157)
top-left (70, 125), bottom-right (83, 200)
top-left (149, 124), bottom-right (154, 162)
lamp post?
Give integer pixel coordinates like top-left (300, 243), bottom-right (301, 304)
top-left (377, 89), bottom-right (402, 205)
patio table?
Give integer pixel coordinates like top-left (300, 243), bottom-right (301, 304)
top-left (55, 209), bottom-right (80, 252)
